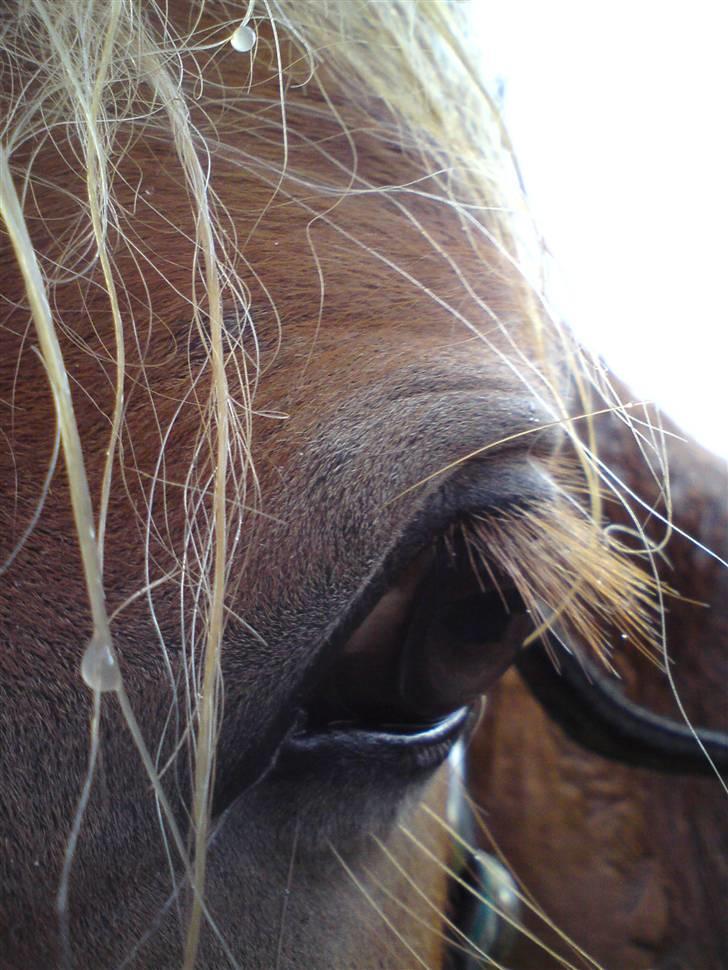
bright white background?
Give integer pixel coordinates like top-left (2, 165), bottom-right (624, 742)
top-left (474, 2), bottom-right (727, 458)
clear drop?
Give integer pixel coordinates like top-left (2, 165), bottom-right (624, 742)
top-left (81, 633), bottom-right (121, 692)
top-left (230, 23), bottom-right (256, 53)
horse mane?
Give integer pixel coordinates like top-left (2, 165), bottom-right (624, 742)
top-left (0, 3), bottom-right (667, 965)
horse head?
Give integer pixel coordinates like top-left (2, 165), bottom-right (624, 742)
top-left (0, 4), bottom-right (725, 969)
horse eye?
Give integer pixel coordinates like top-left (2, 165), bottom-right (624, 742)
top-left (396, 543), bottom-right (526, 720)
top-left (305, 536), bottom-right (526, 732)
top-left (401, 586), bottom-right (524, 717)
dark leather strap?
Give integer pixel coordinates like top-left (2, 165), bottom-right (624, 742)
top-left (516, 639), bottom-right (728, 774)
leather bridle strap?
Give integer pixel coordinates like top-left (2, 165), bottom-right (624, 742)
top-left (515, 638), bottom-right (728, 775)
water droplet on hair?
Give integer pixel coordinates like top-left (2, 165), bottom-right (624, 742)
top-left (81, 632), bottom-right (121, 692)
top-left (230, 23), bottom-right (256, 53)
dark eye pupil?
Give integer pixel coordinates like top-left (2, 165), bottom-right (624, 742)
top-left (440, 590), bottom-right (515, 644)
top-left (396, 576), bottom-right (526, 720)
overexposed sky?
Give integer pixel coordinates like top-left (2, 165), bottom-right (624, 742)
top-left (474, 2), bottom-right (727, 458)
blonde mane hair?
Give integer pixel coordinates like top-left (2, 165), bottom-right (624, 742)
top-left (0, 3), bottom-right (667, 966)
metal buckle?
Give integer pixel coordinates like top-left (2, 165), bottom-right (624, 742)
top-left (445, 736), bottom-right (522, 968)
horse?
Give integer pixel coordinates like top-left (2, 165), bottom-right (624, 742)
top-left (0, 3), bottom-right (725, 968)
